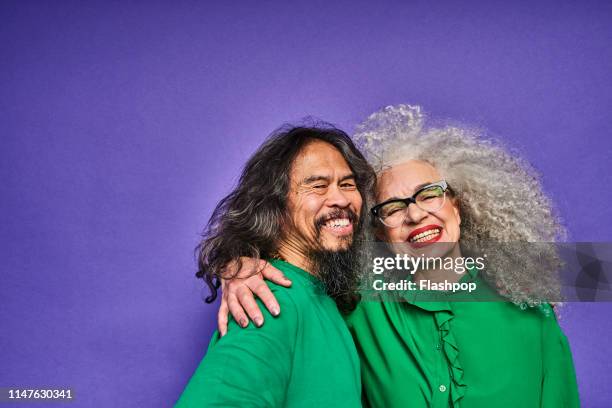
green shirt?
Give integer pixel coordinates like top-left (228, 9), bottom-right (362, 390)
top-left (176, 259), bottom-right (362, 408)
top-left (345, 269), bottom-right (580, 408)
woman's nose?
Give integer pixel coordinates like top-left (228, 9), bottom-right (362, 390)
top-left (404, 202), bottom-right (428, 224)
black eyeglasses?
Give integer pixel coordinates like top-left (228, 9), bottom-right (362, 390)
top-left (371, 180), bottom-right (450, 228)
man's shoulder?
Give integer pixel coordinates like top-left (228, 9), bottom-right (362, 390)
top-left (212, 286), bottom-right (300, 348)
top-left (266, 259), bottom-right (327, 300)
top-left (266, 281), bottom-right (301, 314)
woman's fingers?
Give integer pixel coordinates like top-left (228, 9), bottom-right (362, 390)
top-left (227, 292), bottom-right (249, 329)
top-left (217, 295), bottom-right (229, 337)
top-left (261, 261), bottom-right (292, 287)
top-left (249, 278), bottom-right (280, 317)
top-left (218, 257), bottom-right (289, 332)
top-left (235, 285), bottom-right (265, 327)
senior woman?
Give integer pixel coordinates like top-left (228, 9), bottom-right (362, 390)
top-left (212, 105), bottom-right (579, 407)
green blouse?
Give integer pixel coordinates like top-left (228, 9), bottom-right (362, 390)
top-left (345, 269), bottom-right (580, 408)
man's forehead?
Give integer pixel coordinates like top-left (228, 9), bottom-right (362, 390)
top-left (290, 140), bottom-right (352, 180)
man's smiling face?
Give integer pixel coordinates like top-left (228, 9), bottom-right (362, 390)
top-left (285, 140), bottom-right (363, 254)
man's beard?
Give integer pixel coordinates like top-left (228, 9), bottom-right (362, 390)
top-left (309, 216), bottom-right (363, 314)
top-left (310, 247), bottom-right (361, 313)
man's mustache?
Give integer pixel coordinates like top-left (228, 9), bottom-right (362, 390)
top-left (315, 208), bottom-right (359, 229)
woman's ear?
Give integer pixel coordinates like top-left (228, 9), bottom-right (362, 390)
top-left (451, 196), bottom-right (461, 226)
top-left (374, 225), bottom-right (386, 241)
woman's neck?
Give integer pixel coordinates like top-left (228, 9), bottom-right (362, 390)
top-left (413, 244), bottom-right (466, 285)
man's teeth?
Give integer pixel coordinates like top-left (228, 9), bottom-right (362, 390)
top-left (324, 218), bottom-right (351, 228)
top-left (410, 228), bottom-right (441, 243)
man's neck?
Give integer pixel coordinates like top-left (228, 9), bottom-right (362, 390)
top-left (277, 240), bottom-right (314, 275)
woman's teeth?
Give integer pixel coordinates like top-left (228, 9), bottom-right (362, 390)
top-left (409, 228), bottom-right (441, 243)
top-left (324, 218), bottom-right (350, 228)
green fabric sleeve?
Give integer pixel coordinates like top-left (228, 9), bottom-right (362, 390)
top-left (540, 306), bottom-right (580, 408)
top-left (175, 289), bottom-right (299, 408)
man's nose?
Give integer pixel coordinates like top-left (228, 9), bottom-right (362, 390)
top-left (326, 185), bottom-right (351, 208)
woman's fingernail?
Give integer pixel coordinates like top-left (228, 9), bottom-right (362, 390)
top-left (240, 318), bottom-right (248, 327)
top-left (271, 306), bottom-right (280, 316)
top-left (254, 317), bottom-right (264, 327)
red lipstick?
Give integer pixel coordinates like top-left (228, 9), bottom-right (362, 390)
top-left (407, 224), bottom-right (443, 248)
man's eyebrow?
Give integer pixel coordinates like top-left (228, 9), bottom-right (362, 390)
top-left (339, 173), bottom-right (356, 182)
top-left (301, 175), bottom-right (331, 184)
top-left (301, 173), bottom-right (355, 184)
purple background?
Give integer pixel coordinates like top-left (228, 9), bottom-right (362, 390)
top-left (2, 1), bottom-right (612, 407)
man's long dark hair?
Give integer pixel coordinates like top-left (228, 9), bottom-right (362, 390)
top-left (196, 122), bottom-right (376, 312)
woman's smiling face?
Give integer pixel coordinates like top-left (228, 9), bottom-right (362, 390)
top-left (376, 160), bottom-right (461, 254)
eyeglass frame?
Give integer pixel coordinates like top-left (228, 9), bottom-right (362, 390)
top-left (370, 180), bottom-right (451, 226)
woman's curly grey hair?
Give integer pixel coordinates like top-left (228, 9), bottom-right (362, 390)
top-left (353, 104), bottom-right (566, 308)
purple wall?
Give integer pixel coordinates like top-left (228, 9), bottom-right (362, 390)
top-left (2, 1), bottom-right (611, 406)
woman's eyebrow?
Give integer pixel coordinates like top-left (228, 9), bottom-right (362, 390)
top-left (414, 181), bottom-right (434, 191)
top-left (383, 181), bottom-right (434, 201)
